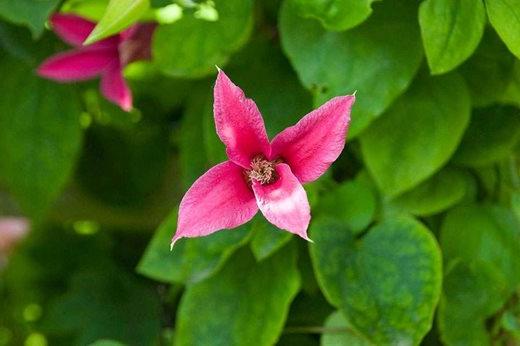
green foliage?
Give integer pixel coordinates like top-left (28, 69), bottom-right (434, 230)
top-left (0, 0), bottom-right (60, 37)
top-left (153, 0), bottom-right (253, 78)
top-left (84, 0), bottom-right (150, 44)
top-left (361, 72), bottom-right (471, 197)
top-left (419, 0), bottom-right (486, 75)
top-left (0, 56), bottom-right (82, 219)
top-left (175, 245), bottom-right (300, 346)
top-left (280, 0), bottom-right (423, 137)
top-left (292, 0), bottom-right (378, 31)
top-left (1, 0), bottom-right (520, 345)
top-left (310, 217), bottom-right (442, 344)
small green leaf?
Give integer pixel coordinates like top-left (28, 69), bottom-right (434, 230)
top-left (360, 72), bottom-right (470, 197)
top-left (321, 311), bottom-right (372, 346)
top-left (460, 28), bottom-right (516, 107)
top-left (438, 260), bottom-right (510, 346)
top-left (310, 216), bottom-right (442, 345)
top-left (280, 0), bottom-right (423, 137)
top-left (315, 177), bottom-right (376, 234)
top-left (292, 0), bottom-right (379, 31)
top-left (153, 0), bottom-right (253, 78)
top-left (502, 60), bottom-right (520, 107)
top-left (453, 106), bottom-right (520, 167)
top-left (136, 208), bottom-right (250, 284)
top-left (0, 0), bottom-right (60, 37)
top-left (44, 268), bottom-right (161, 346)
top-left (0, 57), bottom-right (83, 219)
top-left (250, 216), bottom-right (292, 261)
top-left (419, 0), bottom-right (486, 75)
top-left (388, 168), bottom-right (469, 216)
top-left (440, 205), bottom-right (520, 290)
top-left (84, 0), bottom-right (150, 45)
top-left (485, 0), bottom-right (520, 59)
top-left (89, 340), bottom-right (127, 346)
top-left (175, 245), bottom-right (300, 346)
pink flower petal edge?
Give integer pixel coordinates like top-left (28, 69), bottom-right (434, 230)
top-left (252, 163), bottom-right (312, 241)
top-left (50, 13), bottom-right (96, 47)
top-left (171, 69), bottom-right (355, 247)
top-left (172, 161), bottom-right (259, 246)
top-left (100, 62), bottom-right (133, 112)
top-left (270, 95), bottom-right (355, 183)
top-left (213, 69), bottom-right (271, 168)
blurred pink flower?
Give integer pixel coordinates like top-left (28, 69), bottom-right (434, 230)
top-left (37, 14), bottom-right (156, 111)
top-left (0, 217), bottom-right (29, 268)
top-left (172, 70), bottom-right (355, 246)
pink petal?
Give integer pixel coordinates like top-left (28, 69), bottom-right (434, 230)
top-left (100, 62), bottom-right (132, 111)
top-left (172, 161), bottom-right (258, 245)
top-left (0, 217), bottom-right (29, 253)
top-left (118, 23), bottom-right (157, 66)
top-left (50, 13), bottom-right (120, 49)
top-left (270, 96), bottom-right (355, 184)
top-left (252, 163), bottom-right (311, 240)
top-left (37, 48), bottom-right (118, 81)
top-left (50, 13), bottom-right (96, 47)
top-left (213, 70), bottom-right (271, 168)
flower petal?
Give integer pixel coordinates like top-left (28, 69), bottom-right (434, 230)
top-left (172, 161), bottom-right (258, 245)
top-left (270, 95), bottom-right (355, 183)
top-left (100, 62), bottom-right (132, 111)
top-left (252, 163), bottom-right (311, 240)
top-left (37, 48), bottom-right (118, 81)
top-left (213, 69), bottom-right (271, 168)
top-left (50, 13), bottom-right (96, 47)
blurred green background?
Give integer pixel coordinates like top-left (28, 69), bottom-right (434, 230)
top-left (1, 0), bottom-right (520, 345)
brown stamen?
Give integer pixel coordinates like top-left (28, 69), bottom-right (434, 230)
top-left (246, 156), bottom-right (279, 185)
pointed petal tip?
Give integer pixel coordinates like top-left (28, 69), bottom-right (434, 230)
top-left (215, 65), bottom-right (222, 72)
top-left (170, 235), bottom-right (181, 250)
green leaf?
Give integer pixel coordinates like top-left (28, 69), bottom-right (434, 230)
top-left (453, 106), bottom-right (520, 167)
top-left (89, 340), bottom-right (127, 346)
top-left (137, 208), bottom-right (250, 284)
top-left (250, 216), bottom-right (293, 261)
top-left (280, 0), bottom-right (423, 137)
top-left (84, 0), bottom-right (150, 45)
top-left (460, 28), bottom-right (516, 107)
top-left (0, 57), bottom-right (83, 219)
top-left (310, 216), bottom-right (442, 345)
top-left (388, 168), bottom-right (469, 216)
top-left (44, 268), bottom-right (161, 346)
top-left (153, 0), bottom-right (253, 78)
top-left (292, 0), bottom-right (379, 31)
top-left (360, 72), bottom-right (470, 197)
top-left (0, 0), bottom-right (60, 37)
top-left (419, 0), bottom-right (486, 75)
top-left (485, 0), bottom-right (520, 59)
top-left (438, 260), bottom-right (510, 346)
top-left (175, 245), bottom-right (300, 346)
top-left (315, 177), bottom-right (376, 234)
top-left (440, 205), bottom-right (520, 290)
top-left (321, 311), bottom-right (372, 346)
top-left (502, 60), bottom-right (520, 107)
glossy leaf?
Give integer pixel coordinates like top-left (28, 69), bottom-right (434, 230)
top-left (0, 57), bottom-right (82, 219)
top-left (280, 0), bottom-right (423, 137)
top-left (84, 0), bottom-right (150, 44)
top-left (388, 168), bottom-right (469, 216)
top-left (361, 72), bottom-right (470, 197)
top-left (485, 0), bottom-right (520, 59)
top-left (292, 0), bottom-right (379, 31)
top-left (0, 0), bottom-right (60, 37)
top-left (153, 0), bottom-right (253, 78)
top-left (438, 260), bottom-right (510, 346)
top-left (321, 311), bottom-right (371, 346)
top-left (453, 106), bottom-right (520, 167)
top-left (175, 245), bottom-right (300, 346)
top-left (310, 217), bottom-right (442, 345)
top-left (315, 178), bottom-right (376, 234)
top-left (419, 0), bottom-right (486, 75)
top-left (440, 205), bottom-right (520, 290)
top-left (136, 208), bottom-right (250, 284)
top-left (460, 28), bottom-right (516, 107)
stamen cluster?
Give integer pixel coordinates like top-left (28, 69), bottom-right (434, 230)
top-left (246, 156), bottom-right (277, 185)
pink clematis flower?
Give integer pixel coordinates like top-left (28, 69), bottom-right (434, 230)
top-left (171, 70), bottom-right (355, 246)
top-left (37, 13), bottom-right (156, 111)
top-left (0, 217), bottom-right (29, 269)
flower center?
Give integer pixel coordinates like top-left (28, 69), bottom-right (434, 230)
top-left (246, 156), bottom-right (280, 185)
